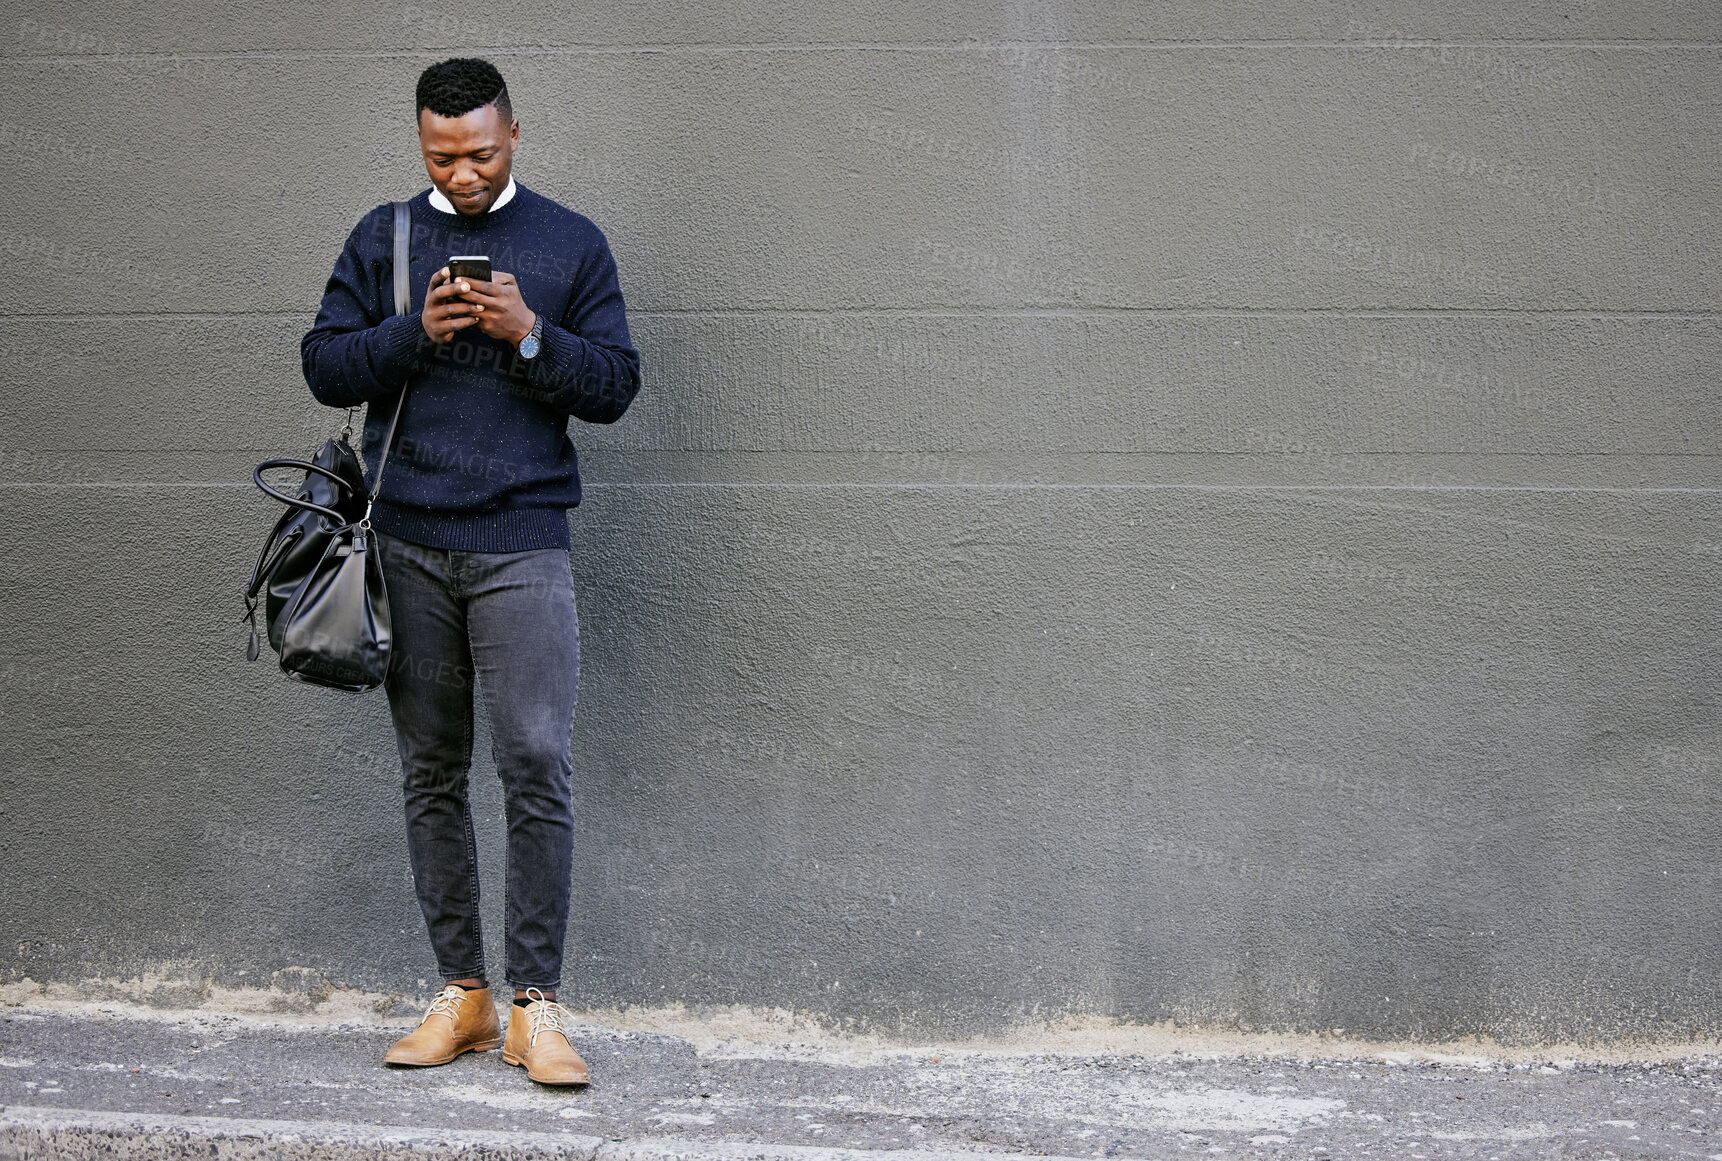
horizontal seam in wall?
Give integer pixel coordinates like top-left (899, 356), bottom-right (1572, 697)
top-left (635, 309), bottom-right (1722, 321)
top-left (2, 482), bottom-right (1716, 494)
top-left (3, 310), bottom-right (1717, 324)
top-left (14, 451), bottom-right (1722, 458)
top-left (5, 42), bottom-right (1722, 64)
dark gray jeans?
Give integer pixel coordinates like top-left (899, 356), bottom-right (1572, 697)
top-left (377, 530), bottom-right (579, 991)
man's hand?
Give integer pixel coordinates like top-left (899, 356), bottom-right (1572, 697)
top-left (421, 267), bottom-right (482, 344)
top-left (453, 271), bottom-right (537, 347)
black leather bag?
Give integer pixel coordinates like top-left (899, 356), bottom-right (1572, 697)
top-left (243, 201), bottom-right (413, 692)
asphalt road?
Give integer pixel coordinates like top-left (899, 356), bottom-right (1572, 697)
top-left (1, 1001), bottom-right (1717, 1159)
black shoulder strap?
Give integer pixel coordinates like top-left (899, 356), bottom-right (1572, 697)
top-left (393, 200), bottom-right (411, 317)
top-left (365, 201), bottom-right (414, 511)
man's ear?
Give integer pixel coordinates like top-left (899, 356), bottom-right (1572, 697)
top-left (510, 118), bottom-right (520, 146)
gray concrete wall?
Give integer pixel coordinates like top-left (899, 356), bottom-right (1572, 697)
top-left (2, 2), bottom-right (1718, 1043)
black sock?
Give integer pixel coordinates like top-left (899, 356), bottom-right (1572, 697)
top-left (514, 996), bottom-right (555, 1007)
top-left (448, 982), bottom-right (484, 991)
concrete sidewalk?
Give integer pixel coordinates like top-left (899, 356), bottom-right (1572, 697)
top-left (1, 990), bottom-right (1718, 1160)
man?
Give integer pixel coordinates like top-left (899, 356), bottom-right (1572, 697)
top-left (301, 57), bottom-right (640, 1086)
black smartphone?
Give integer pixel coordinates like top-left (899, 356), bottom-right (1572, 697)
top-left (447, 255), bottom-right (491, 282)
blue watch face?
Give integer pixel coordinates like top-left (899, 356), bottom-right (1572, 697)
top-left (519, 332), bottom-right (540, 358)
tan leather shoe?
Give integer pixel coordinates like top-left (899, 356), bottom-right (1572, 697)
top-left (384, 985), bottom-right (501, 1066)
top-left (502, 988), bottom-right (590, 1085)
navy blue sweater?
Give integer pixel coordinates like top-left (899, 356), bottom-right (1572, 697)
top-left (301, 185), bottom-right (641, 551)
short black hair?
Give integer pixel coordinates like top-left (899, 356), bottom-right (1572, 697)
top-left (416, 57), bottom-right (513, 123)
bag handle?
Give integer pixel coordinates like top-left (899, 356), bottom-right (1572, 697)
top-left (252, 458), bottom-right (358, 524)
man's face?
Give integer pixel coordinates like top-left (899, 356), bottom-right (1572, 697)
top-left (417, 102), bottom-right (518, 215)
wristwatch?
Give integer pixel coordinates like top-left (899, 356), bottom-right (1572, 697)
top-left (518, 313), bottom-right (544, 359)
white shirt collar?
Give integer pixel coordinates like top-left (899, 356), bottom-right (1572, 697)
top-left (428, 177), bottom-right (517, 215)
